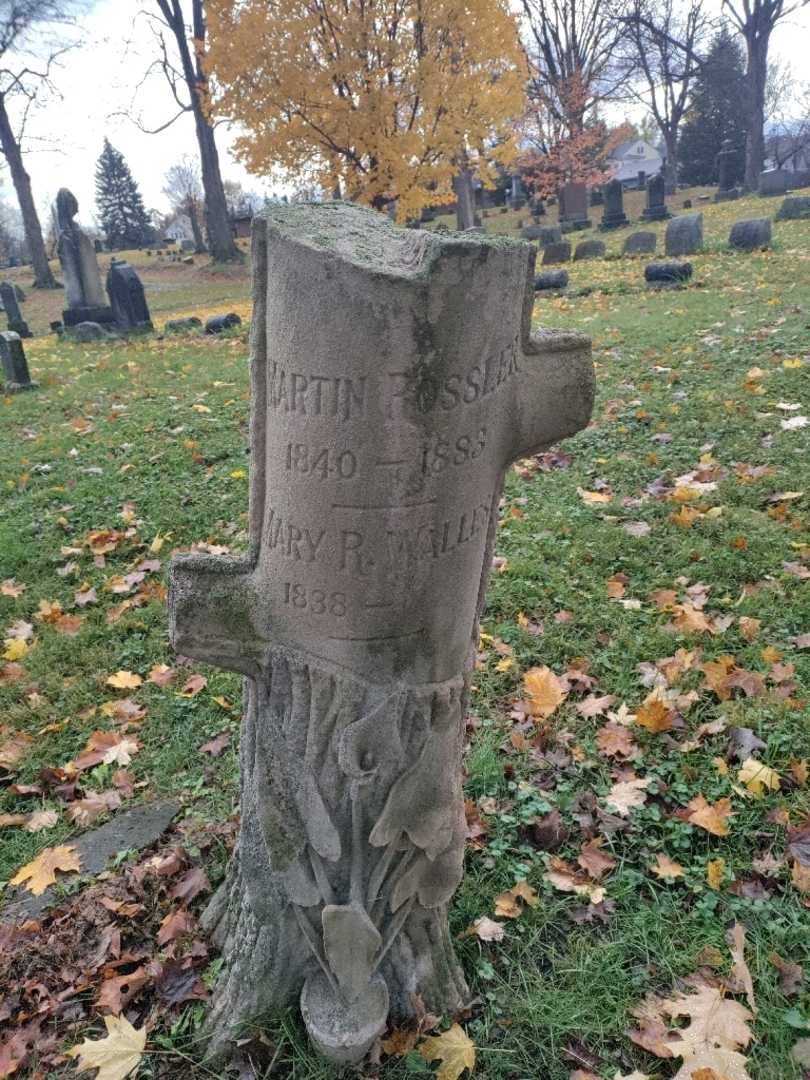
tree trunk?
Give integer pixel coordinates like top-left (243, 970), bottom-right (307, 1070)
top-left (159, 0), bottom-right (241, 263)
top-left (743, 30), bottom-right (769, 192)
top-left (453, 168), bottom-right (477, 231)
top-left (663, 131), bottom-right (679, 194)
top-left (0, 94), bottom-right (59, 289)
top-left (200, 663), bottom-right (469, 1065)
top-left (187, 200), bottom-right (206, 253)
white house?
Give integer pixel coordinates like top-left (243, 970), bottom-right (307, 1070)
top-left (607, 139), bottom-right (664, 187)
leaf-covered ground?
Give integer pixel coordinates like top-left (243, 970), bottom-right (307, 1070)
top-left (1, 189), bottom-right (809, 1079)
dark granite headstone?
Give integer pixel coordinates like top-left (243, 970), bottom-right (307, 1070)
top-left (645, 261), bottom-right (693, 284)
top-left (106, 259), bottom-right (153, 331)
top-left (558, 183), bottom-right (591, 229)
top-left (0, 331), bottom-right (35, 390)
top-left (542, 241), bottom-right (572, 265)
top-left (683, 199), bottom-right (693, 209)
top-left (665, 213), bottom-right (703, 256)
top-left (573, 239), bottom-right (606, 261)
top-left (776, 196), bottom-right (810, 220)
top-left (205, 312), bottom-right (242, 334)
top-left (623, 231), bottom-right (657, 256)
top-left (534, 270), bottom-right (569, 290)
top-left (70, 321), bottom-right (108, 342)
top-left (600, 179), bottom-right (628, 230)
top-left (0, 281), bottom-right (31, 338)
top-left (165, 317), bottom-right (203, 334)
top-left (729, 218), bottom-right (771, 251)
top-left (641, 175), bottom-right (670, 221)
top-left (590, 187), bottom-right (604, 206)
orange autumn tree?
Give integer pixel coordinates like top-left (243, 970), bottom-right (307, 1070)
top-left (518, 73), bottom-right (633, 198)
top-left (205, 0), bottom-right (527, 222)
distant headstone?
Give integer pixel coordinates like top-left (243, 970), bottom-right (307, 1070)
top-left (508, 173), bottom-right (527, 211)
top-left (590, 187), bottom-right (604, 206)
top-left (529, 197), bottom-right (545, 217)
top-left (536, 226), bottom-right (562, 247)
top-left (54, 189), bottom-right (115, 328)
top-left (106, 260), bottom-right (153, 331)
top-left (623, 231), bottom-right (657, 256)
top-left (49, 320), bottom-right (63, 335)
top-left (94, 238), bottom-right (103, 253)
top-left (180, 239), bottom-right (196, 252)
top-left (573, 239), bottom-right (606, 261)
top-left (0, 282), bottom-right (31, 338)
top-left (776, 196), bottom-right (810, 220)
top-left (759, 170), bottom-right (789, 197)
top-left (729, 218), bottom-right (771, 251)
top-left (204, 312), bottom-right (242, 334)
top-left (637, 170), bottom-right (646, 189)
top-left (600, 179), bottom-right (628, 230)
top-left (714, 140), bottom-right (741, 201)
top-left (542, 241), bottom-right (572, 265)
top-left (0, 331), bottom-right (35, 391)
top-left (558, 183), bottom-right (591, 230)
top-left (665, 213), bottom-right (703, 256)
top-left (645, 261), bottom-right (693, 284)
top-left (683, 199), bottom-right (693, 209)
top-left (520, 224), bottom-right (546, 241)
top-left (70, 321), bottom-right (107, 342)
top-left (182, 255), bottom-right (195, 265)
top-left (165, 317), bottom-right (203, 334)
top-left (534, 269), bottom-right (569, 290)
top-left (641, 175), bottom-right (670, 221)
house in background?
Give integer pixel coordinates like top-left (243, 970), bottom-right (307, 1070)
top-left (607, 139), bottom-right (664, 188)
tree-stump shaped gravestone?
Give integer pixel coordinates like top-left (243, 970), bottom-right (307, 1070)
top-left (54, 189), bottom-right (115, 328)
top-left (169, 203), bottom-right (593, 1065)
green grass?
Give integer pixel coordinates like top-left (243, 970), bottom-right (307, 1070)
top-left (2, 188), bottom-right (810, 1078)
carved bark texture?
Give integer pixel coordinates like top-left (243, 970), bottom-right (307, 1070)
top-left (203, 654), bottom-right (469, 1060)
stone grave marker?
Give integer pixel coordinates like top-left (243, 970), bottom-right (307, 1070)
top-left (558, 182), bottom-right (591, 231)
top-left (169, 203), bottom-right (593, 1066)
top-left (54, 189), bottom-right (115, 328)
top-left (729, 218), bottom-right (771, 251)
top-left (0, 282), bottom-right (31, 338)
top-left (600, 179), bottom-right (628, 229)
top-left (641, 174), bottom-right (670, 222)
top-left (776, 196), bottom-right (810, 220)
top-left (542, 240), bottom-right (572, 265)
top-left (623, 231), bottom-right (656, 256)
top-left (759, 169), bottom-right (789, 197)
top-left (534, 269), bottom-right (569, 290)
top-left (573, 239), bottom-right (605, 261)
top-left (106, 259), bottom-right (153, 331)
top-left (665, 213), bottom-right (703, 256)
top-left (645, 260), bottom-right (693, 284)
top-left (0, 331), bottom-right (35, 390)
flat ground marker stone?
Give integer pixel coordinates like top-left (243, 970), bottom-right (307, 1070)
top-left (169, 202), bottom-right (593, 1067)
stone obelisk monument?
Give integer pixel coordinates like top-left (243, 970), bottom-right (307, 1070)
top-left (169, 203), bottom-right (593, 1065)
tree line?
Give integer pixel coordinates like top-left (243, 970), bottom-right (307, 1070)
top-left (0, 0), bottom-right (807, 287)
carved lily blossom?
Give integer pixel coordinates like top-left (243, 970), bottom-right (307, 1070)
top-left (337, 689), bottom-right (406, 780)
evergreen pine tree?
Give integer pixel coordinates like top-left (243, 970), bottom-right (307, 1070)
top-left (678, 29), bottom-right (747, 186)
top-left (95, 139), bottom-right (153, 250)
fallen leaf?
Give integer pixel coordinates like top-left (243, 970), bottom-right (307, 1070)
top-left (25, 809), bottom-right (58, 832)
top-left (178, 673), bottom-right (207, 698)
top-left (768, 952), bottom-right (803, 996)
top-left (727, 923), bottom-right (756, 1014)
top-left (462, 916), bottom-right (505, 942)
top-left (1, 578), bottom-right (25, 597)
top-left (200, 731), bottom-right (230, 756)
top-left (577, 693), bottom-right (616, 718)
top-left (636, 696), bottom-right (674, 733)
top-left (706, 858), bottom-right (726, 891)
top-left (419, 1023), bottom-right (475, 1080)
top-left (96, 967), bottom-right (150, 1015)
top-left (66, 1015), bottom-right (146, 1080)
top-left (157, 907), bottom-right (196, 945)
top-left (523, 666), bottom-right (567, 719)
top-left (651, 853), bottom-right (685, 881)
top-left (68, 790), bottom-right (122, 826)
top-left (10, 844), bottom-right (81, 895)
top-left (148, 663), bottom-right (175, 687)
top-left (106, 670), bottom-right (142, 690)
top-left (577, 838), bottom-right (617, 879)
top-left (684, 795), bottom-right (733, 837)
top-left (737, 758), bottom-right (780, 796)
top-left (605, 776), bottom-right (651, 817)
top-left (381, 1028), bottom-right (419, 1056)
top-left (596, 721), bottom-right (639, 759)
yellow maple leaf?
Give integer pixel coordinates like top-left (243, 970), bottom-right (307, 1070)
top-left (106, 670), bottom-right (143, 690)
top-left (523, 666), bottom-right (567, 719)
top-left (10, 844), bottom-right (81, 896)
top-left (67, 1014), bottom-right (146, 1080)
top-left (636, 696), bottom-right (673, 733)
top-left (737, 758), bottom-right (780, 797)
top-left (419, 1023), bottom-right (475, 1080)
top-left (2, 637), bottom-right (28, 661)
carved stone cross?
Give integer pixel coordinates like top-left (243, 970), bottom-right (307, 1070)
top-left (169, 203), bottom-right (593, 1065)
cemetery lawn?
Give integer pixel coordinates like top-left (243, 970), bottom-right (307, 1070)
top-left (1, 190), bottom-right (809, 1078)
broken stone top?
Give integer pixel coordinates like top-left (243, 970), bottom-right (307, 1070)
top-left (171, 203), bottom-right (593, 688)
top-left (262, 200), bottom-right (523, 277)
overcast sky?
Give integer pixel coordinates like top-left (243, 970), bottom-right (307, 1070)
top-left (8, 0), bottom-right (810, 229)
